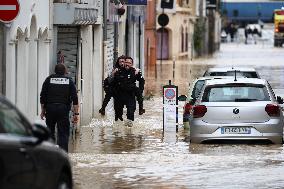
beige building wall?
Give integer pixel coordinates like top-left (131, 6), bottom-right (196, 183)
top-left (156, 0), bottom-right (194, 60)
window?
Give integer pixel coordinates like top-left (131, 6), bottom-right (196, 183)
top-left (181, 26), bottom-right (184, 52)
top-left (209, 71), bottom-right (259, 78)
top-left (192, 80), bottom-right (205, 99)
top-left (202, 85), bottom-right (270, 102)
top-left (267, 82), bottom-right (276, 100)
top-left (0, 100), bottom-right (32, 136)
top-left (185, 27), bottom-right (189, 51)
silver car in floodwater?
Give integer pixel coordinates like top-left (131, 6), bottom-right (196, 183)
top-left (190, 78), bottom-right (284, 144)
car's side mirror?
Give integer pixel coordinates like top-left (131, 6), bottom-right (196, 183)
top-left (178, 95), bottom-right (187, 101)
top-left (277, 96), bottom-right (284, 104)
top-left (32, 124), bottom-right (50, 143)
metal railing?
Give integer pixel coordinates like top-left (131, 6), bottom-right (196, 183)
top-left (53, 0), bottom-right (85, 3)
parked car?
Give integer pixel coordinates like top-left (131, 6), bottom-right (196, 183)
top-left (0, 96), bottom-right (73, 189)
top-left (203, 66), bottom-right (260, 78)
top-left (183, 76), bottom-right (234, 129)
top-left (190, 78), bottom-right (284, 144)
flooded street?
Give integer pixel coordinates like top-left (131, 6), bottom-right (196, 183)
top-left (70, 26), bottom-right (284, 189)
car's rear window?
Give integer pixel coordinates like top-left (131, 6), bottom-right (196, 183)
top-left (209, 71), bottom-right (259, 78)
top-left (202, 84), bottom-right (270, 102)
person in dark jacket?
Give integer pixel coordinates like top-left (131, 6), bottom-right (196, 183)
top-left (99, 55), bottom-right (126, 116)
top-left (40, 63), bottom-right (79, 152)
top-left (113, 57), bottom-right (143, 126)
top-left (128, 58), bottom-right (145, 115)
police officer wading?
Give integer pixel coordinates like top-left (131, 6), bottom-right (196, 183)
top-left (113, 57), bottom-right (144, 126)
top-left (40, 64), bottom-right (79, 152)
top-left (99, 55), bottom-right (126, 115)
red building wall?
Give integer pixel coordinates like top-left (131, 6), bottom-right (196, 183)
top-left (145, 0), bottom-right (157, 66)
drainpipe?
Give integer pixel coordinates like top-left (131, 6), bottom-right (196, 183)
top-left (113, 21), bottom-right (118, 66)
top-left (138, 16), bottom-right (141, 69)
top-left (125, 11), bottom-right (129, 56)
top-left (1, 24), bottom-right (6, 95)
top-left (102, 0), bottom-right (108, 102)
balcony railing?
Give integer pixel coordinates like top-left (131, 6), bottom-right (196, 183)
top-left (53, 2), bottom-right (99, 25)
top-left (54, 0), bottom-right (81, 3)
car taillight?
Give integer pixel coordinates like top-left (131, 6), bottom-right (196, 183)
top-left (275, 27), bottom-right (279, 33)
top-left (184, 103), bottom-right (193, 114)
top-left (265, 104), bottom-right (280, 117)
top-left (193, 105), bottom-right (207, 118)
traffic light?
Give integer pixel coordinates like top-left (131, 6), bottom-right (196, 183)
top-left (161, 0), bottom-right (174, 9)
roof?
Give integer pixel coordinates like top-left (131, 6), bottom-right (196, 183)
top-left (194, 76), bottom-right (235, 82)
top-left (206, 66), bottom-right (257, 72)
top-left (205, 78), bottom-right (267, 86)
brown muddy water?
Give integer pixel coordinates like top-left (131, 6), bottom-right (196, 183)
top-left (70, 34), bottom-right (284, 189)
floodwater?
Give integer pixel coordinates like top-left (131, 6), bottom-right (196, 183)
top-left (70, 25), bottom-right (284, 189)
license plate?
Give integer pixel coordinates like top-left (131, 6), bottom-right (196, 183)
top-left (221, 127), bottom-right (251, 134)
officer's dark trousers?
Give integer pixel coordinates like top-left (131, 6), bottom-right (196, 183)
top-left (115, 93), bottom-right (136, 121)
top-left (135, 87), bottom-right (143, 109)
top-left (114, 98), bottom-right (123, 119)
top-left (101, 89), bottom-right (113, 109)
top-left (46, 103), bottom-right (70, 152)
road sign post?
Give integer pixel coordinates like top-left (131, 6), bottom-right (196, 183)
top-left (163, 80), bottom-right (178, 133)
top-left (0, 0), bottom-right (20, 23)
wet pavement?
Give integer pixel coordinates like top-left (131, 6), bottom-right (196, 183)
top-left (70, 26), bottom-right (284, 189)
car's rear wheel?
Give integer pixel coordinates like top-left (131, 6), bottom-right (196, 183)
top-left (57, 172), bottom-right (72, 189)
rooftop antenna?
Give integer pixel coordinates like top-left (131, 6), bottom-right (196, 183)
top-left (234, 70), bottom-right (237, 81)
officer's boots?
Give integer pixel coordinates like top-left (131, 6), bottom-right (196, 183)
top-left (139, 103), bottom-right (145, 115)
top-left (115, 114), bottom-right (123, 121)
top-left (99, 108), bottom-right (105, 116)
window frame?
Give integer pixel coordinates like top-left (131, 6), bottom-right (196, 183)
top-left (202, 83), bottom-right (270, 102)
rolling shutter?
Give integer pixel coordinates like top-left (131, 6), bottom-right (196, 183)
top-left (57, 27), bottom-right (79, 84)
top-left (105, 23), bottom-right (114, 76)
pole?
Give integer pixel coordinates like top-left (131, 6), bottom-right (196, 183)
top-left (114, 21), bottom-right (118, 66)
top-left (102, 0), bottom-right (108, 103)
top-left (138, 16), bottom-right (141, 69)
top-left (160, 8), bottom-right (165, 73)
top-left (160, 26), bottom-right (164, 66)
top-left (172, 56), bottom-right (175, 80)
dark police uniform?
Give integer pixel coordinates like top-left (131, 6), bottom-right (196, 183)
top-left (134, 70), bottom-right (145, 114)
top-left (99, 62), bottom-right (122, 115)
top-left (40, 74), bottom-right (78, 152)
top-left (113, 67), bottom-right (142, 121)
top-left (99, 76), bottom-right (113, 115)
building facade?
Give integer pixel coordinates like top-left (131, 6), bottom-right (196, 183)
top-left (145, 0), bottom-right (157, 67)
top-left (53, 0), bottom-right (103, 125)
top-left (1, 0), bottom-right (145, 126)
top-left (126, 6), bottom-right (146, 70)
top-left (156, 0), bottom-right (194, 60)
top-left (4, 0), bottom-right (51, 121)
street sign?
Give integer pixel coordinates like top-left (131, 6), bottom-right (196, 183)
top-left (158, 13), bottom-right (169, 27)
top-left (163, 80), bottom-right (178, 133)
top-left (0, 0), bottom-right (20, 23)
top-left (161, 0), bottom-right (174, 9)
